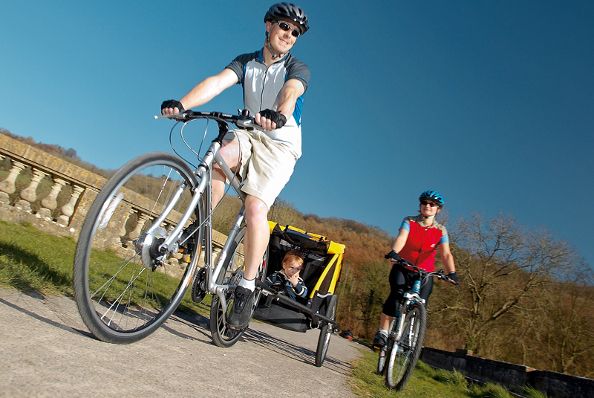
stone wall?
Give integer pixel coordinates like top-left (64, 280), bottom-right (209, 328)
top-left (0, 132), bottom-right (228, 251)
top-left (421, 347), bottom-right (594, 398)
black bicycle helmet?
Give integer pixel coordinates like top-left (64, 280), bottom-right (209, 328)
top-left (419, 190), bottom-right (445, 207)
top-left (264, 2), bottom-right (309, 34)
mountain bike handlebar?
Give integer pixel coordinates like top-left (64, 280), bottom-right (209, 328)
top-left (385, 251), bottom-right (457, 285)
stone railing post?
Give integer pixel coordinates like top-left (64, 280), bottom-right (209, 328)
top-left (108, 202), bottom-right (134, 250)
top-left (68, 188), bottom-right (98, 234)
top-left (39, 177), bottom-right (67, 220)
top-left (58, 184), bottom-right (84, 227)
top-left (16, 168), bottom-right (48, 213)
top-left (0, 160), bottom-right (26, 205)
top-left (127, 212), bottom-right (150, 243)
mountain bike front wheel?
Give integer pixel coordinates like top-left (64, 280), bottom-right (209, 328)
top-left (385, 303), bottom-right (427, 390)
top-left (73, 152), bottom-right (203, 343)
top-left (377, 346), bottom-right (387, 374)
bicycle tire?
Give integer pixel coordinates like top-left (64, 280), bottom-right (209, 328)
top-left (385, 303), bottom-right (427, 390)
top-left (377, 346), bottom-right (387, 374)
top-left (209, 227), bottom-right (268, 348)
top-left (314, 295), bottom-right (338, 367)
top-left (73, 152), bottom-right (202, 343)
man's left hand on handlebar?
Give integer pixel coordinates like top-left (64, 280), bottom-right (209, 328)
top-left (256, 109), bottom-right (287, 130)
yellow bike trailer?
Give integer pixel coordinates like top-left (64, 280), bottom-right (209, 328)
top-left (253, 221), bottom-right (346, 366)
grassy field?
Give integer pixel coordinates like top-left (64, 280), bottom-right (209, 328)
top-left (0, 220), bottom-right (543, 398)
top-left (0, 220), bottom-right (212, 316)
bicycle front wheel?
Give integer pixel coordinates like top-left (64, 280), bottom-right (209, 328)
top-left (385, 304), bottom-right (427, 390)
top-left (377, 347), bottom-right (387, 374)
top-left (73, 152), bottom-right (203, 343)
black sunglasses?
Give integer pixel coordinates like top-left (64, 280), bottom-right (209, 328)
top-left (420, 200), bottom-right (439, 208)
top-left (276, 21), bottom-right (301, 38)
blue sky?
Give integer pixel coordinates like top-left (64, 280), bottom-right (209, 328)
top-left (2, 1), bottom-right (593, 267)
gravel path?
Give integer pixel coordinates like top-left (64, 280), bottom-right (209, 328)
top-left (0, 288), bottom-right (363, 398)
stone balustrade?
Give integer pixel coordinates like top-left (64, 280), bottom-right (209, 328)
top-left (0, 133), bottom-right (229, 261)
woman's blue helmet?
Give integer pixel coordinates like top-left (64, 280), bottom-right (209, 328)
top-left (419, 190), bottom-right (445, 207)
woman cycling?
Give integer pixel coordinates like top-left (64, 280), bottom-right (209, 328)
top-left (372, 190), bottom-right (459, 349)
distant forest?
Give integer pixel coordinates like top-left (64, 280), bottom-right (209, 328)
top-left (2, 129), bottom-right (593, 378)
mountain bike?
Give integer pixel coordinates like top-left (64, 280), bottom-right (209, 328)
top-left (73, 110), bottom-right (271, 347)
top-left (376, 258), bottom-right (456, 390)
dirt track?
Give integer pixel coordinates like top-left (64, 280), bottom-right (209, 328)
top-left (0, 288), bottom-right (363, 397)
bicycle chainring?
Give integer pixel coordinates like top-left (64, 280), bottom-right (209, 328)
top-left (191, 267), bottom-right (207, 303)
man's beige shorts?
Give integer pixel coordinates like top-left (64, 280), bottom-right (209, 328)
top-left (228, 129), bottom-right (297, 209)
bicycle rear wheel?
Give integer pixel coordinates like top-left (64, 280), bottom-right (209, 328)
top-left (73, 152), bottom-right (203, 343)
top-left (315, 295), bottom-right (337, 367)
top-left (385, 303), bottom-right (427, 390)
top-left (209, 227), bottom-right (268, 347)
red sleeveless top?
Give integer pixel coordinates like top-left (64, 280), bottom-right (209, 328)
top-left (398, 216), bottom-right (448, 272)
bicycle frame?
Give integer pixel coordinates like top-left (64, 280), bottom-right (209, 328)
top-left (151, 112), bottom-right (253, 318)
top-left (389, 288), bottom-right (424, 343)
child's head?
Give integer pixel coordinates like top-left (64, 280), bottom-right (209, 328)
top-left (282, 250), bottom-right (304, 277)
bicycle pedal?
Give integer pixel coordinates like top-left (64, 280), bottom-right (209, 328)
top-left (182, 254), bottom-right (192, 263)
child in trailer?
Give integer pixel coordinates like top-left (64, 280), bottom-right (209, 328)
top-left (267, 250), bottom-right (308, 300)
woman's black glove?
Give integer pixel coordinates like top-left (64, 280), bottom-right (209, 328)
top-left (161, 99), bottom-right (185, 113)
top-left (447, 272), bottom-right (460, 285)
top-left (384, 250), bottom-right (402, 261)
top-left (259, 109), bottom-right (287, 128)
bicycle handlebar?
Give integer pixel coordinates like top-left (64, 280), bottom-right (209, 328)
top-left (387, 253), bottom-right (458, 285)
top-left (155, 110), bottom-right (263, 131)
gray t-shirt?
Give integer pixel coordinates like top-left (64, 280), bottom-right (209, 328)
top-left (226, 49), bottom-right (310, 158)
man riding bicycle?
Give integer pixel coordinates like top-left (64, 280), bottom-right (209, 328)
top-left (161, 2), bottom-right (310, 330)
top-left (372, 190), bottom-right (459, 348)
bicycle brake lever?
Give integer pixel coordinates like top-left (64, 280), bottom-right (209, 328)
top-left (236, 118), bottom-right (265, 132)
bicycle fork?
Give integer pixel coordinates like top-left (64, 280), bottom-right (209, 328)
top-left (386, 300), bottom-right (411, 355)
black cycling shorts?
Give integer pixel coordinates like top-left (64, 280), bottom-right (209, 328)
top-left (382, 264), bottom-right (433, 317)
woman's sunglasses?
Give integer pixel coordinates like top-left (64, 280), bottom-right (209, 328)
top-left (276, 21), bottom-right (301, 38)
top-left (421, 201), bottom-right (439, 208)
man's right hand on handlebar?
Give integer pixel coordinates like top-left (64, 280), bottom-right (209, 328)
top-left (161, 99), bottom-right (185, 116)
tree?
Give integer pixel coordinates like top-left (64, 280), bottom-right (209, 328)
top-left (355, 260), bottom-right (390, 337)
top-left (443, 214), bottom-right (573, 355)
top-left (526, 273), bottom-right (594, 377)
